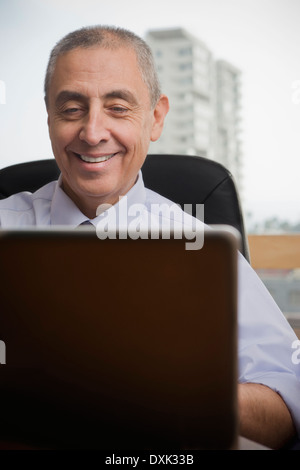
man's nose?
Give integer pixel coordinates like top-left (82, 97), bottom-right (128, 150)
top-left (79, 109), bottom-right (111, 146)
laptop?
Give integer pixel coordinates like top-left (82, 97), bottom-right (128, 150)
top-left (0, 226), bottom-right (239, 450)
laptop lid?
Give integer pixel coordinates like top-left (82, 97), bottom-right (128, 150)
top-left (0, 226), bottom-right (239, 449)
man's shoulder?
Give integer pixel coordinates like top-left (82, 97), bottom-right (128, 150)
top-left (144, 187), bottom-right (184, 220)
top-left (0, 180), bottom-right (57, 212)
top-left (144, 187), bottom-right (177, 207)
top-left (144, 187), bottom-right (204, 227)
top-left (0, 181), bottom-right (58, 226)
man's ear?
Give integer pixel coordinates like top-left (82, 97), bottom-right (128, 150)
top-left (150, 94), bottom-right (169, 142)
top-left (44, 96), bottom-right (50, 127)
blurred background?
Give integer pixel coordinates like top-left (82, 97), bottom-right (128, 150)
top-left (0, 0), bottom-right (299, 322)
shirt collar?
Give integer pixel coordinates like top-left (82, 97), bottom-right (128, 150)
top-left (50, 171), bottom-right (147, 228)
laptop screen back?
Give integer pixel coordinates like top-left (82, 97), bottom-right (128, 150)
top-left (0, 228), bottom-right (238, 449)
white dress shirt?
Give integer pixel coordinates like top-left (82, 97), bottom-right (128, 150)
top-left (0, 171), bottom-right (300, 437)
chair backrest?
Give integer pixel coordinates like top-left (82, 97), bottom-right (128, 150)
top-left (0, 154), bottom-right (250, 261)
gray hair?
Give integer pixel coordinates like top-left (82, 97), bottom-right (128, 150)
top-left (44, 25), bottom-right (161, 108)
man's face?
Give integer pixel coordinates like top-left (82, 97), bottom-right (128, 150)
top-left (47, 46), bottom-right (168, 215)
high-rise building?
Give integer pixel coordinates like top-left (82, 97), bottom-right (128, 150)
top-left (215, 60), bottom-right (243, 190)
top-left (146, 28), bottom-right (243, 195)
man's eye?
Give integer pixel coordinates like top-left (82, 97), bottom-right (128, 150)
top-left (60, 107), bottom-right (84, 119)
top-left (64, 108), bottom-right (80, 114)
top-left (110, 106), bottom-right (128, 114)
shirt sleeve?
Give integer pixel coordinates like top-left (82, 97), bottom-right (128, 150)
top-left (237, 252), bottom-right (300, 437)
top-left (0, 182), bottom-right (56, 227)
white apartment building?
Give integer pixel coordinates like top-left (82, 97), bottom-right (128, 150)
top-left (215, 60), bottom-right (243, 190)
top-left (146, 28), bottom-right (243, 195)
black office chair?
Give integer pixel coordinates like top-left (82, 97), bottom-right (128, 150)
top-left (0, 154), bottom-right (250, 261)
top-left (3, 156), bottom-right (300, 450)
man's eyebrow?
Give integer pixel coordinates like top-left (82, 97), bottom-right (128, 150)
top-left (54, 89), bottom-right (139, 107)
top-left (103, 90), bottom-right (138, 105)
top-left (55, 90), bottom-right (87, 107)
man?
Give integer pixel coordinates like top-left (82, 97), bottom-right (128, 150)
top-left (0, 25), bottom-right (299, 449)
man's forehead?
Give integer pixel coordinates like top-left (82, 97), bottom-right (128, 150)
top-left (49, 46), bottom-right (150, 105)
top-left (56, 45), bottom-right (139, 72)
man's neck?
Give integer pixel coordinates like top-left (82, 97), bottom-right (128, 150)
top-left (61, 189), bottom-right (117, 219)
top-left (60, 176), bottom-right (140, 220)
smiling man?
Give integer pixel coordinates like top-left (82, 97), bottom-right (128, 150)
top-left (45, 31), bottom-right (169, 219)
top-left (0, 26), bottom-right (300, 449)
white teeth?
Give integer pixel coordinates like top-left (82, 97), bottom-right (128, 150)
top-left (79, 154), bottom-right (114, 163)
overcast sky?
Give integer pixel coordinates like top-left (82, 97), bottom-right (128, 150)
top-left (0, 0), bottom-right (300, 223)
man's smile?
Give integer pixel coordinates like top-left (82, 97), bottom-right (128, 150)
top-left (75, 153), bottom-right (118, 163)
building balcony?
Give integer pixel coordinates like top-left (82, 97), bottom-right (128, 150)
top-left (248, 234), bottom-right (300, 338)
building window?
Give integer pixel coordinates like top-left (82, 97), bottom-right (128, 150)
top-left (178, 62), bottom-right (193, 71)
top-left (178, 47), bottom-right (192, 56)
top-left (178, 76), bottom-right (193, 86)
